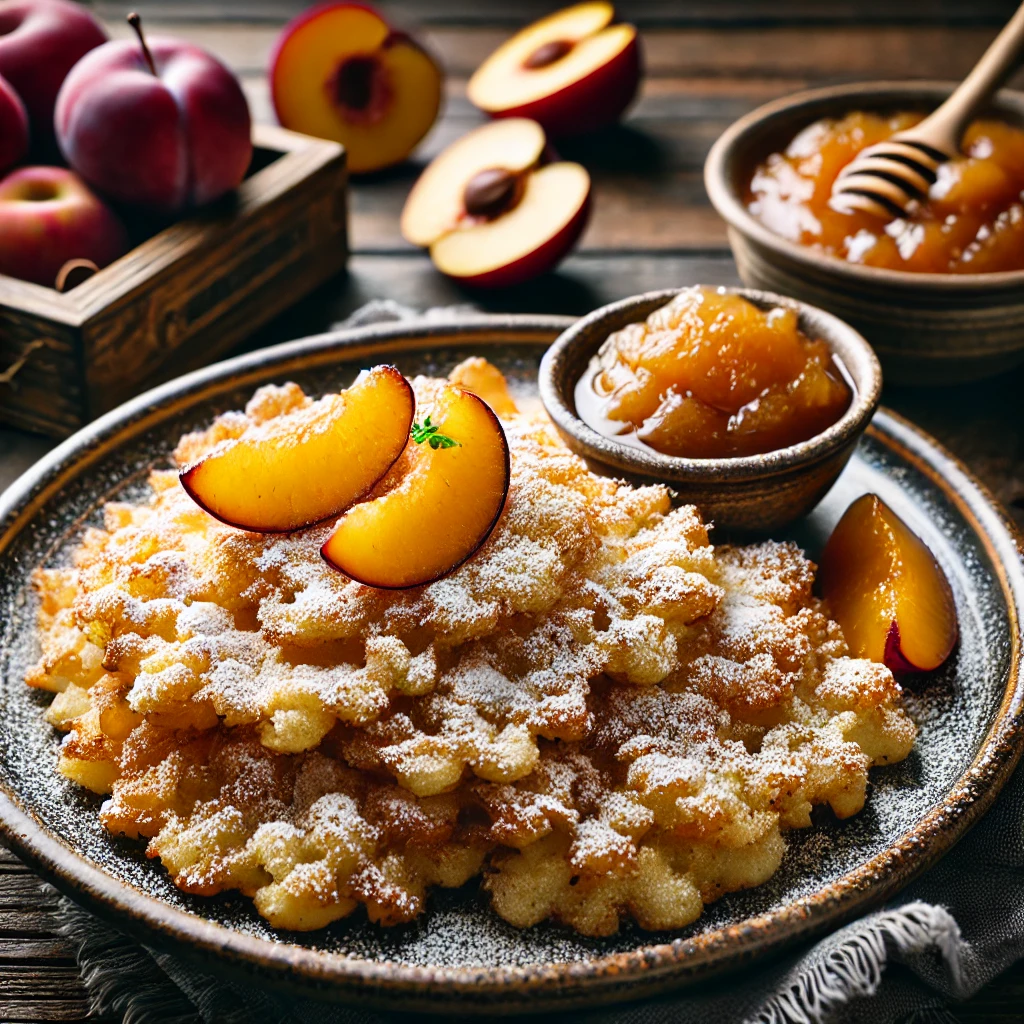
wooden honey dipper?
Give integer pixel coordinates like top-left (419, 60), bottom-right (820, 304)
top-left (831, 0), bottom-right (1024, 218)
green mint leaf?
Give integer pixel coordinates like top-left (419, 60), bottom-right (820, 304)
top-left (411, 416), bottom-right (460, 450)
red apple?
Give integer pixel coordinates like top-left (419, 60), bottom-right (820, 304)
top-left (269, 2), bottom-right (442, 175)
top-left (401, 118), bottom-right (591, 288)
top-left (55, 14), bottom-right (252, 212)
top-left (467, 2), bottom-right (641, 137)
top-left (0, 0), bottom-right (107, 147)
top-left (0, 165), bottom-right (128, 287)
top-left (0, 72), bottom-right (28, 173)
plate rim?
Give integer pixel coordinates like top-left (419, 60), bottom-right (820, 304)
top-left (0, 315), bottom-right (1022, 1013)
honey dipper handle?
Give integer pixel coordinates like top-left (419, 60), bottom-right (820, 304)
top-left (915, 0), bottom-right (1024, 153)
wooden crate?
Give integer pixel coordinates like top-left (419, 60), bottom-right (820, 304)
top-left (0, 124), bottom-right (347, 438)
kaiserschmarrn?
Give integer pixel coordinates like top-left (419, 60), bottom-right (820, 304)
top-left (28, 360), bottom-right (915, 935)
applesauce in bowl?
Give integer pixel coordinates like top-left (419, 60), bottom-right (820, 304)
top-left (576, 286), bottom-right (851, 459)
top-left (540, 286), bottom-right (880, 533)
top-left (747, 112), bottom-right (1024, 274)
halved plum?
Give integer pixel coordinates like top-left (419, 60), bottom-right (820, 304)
top-left (467, 2), bottom-right (641, 137)
top-left (401, 117), bottom-right (591, 288)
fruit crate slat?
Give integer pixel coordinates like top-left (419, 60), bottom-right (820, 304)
top-left (0, 125), bottom-right (347, 438)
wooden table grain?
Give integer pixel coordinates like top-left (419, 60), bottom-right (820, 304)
top-left (1, 2), bottom-right (1023, 1020)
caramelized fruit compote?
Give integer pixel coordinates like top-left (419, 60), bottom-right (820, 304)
top-left (576, 287), bottom-right (851, 459)
top-left (747, 111), bottom-right (1024, 273)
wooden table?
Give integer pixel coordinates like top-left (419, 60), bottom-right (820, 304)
top-left (2, 2), bottom-right (1023, 1020)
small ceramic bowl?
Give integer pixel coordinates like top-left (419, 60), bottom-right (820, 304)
top-left (538, 286), bottom-right (881, 534)
top-left (704, 81), bottom-right (1024, 386)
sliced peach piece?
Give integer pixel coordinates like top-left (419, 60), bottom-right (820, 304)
top-left (269, 3), bottom-right (442, 174)
top-left (180, 365), bottom-right (414, 533)
top-left (467, 2), bottom-right (641, 137)
top-left (820, 493), bottom-right (958, 672)
top-left (321, 385), bottom-right (510, 588)
top-left (401, 118), bottom-right (546, 248)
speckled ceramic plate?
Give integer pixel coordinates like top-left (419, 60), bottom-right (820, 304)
top-left (0, 317), bottom-right (1022, 1015)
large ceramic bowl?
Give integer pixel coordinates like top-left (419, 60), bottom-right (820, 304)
top-left (704, 81), bottom-right (1024, 386)
top-left (539, 286), bottom-right (881, 534)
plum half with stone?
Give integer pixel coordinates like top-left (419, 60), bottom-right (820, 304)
top-left (468, 1), bottom-right (641, 136)
top-left (322, 385), bottom-right (511, 588)
top-left (270, 2), bottom-right (442, 174)
top-left (820, 493), bottom-right (958, 673)
top-left (401, 118), bottom-right (591, 288)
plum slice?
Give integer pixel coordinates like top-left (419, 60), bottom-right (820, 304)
top-left (820, 493), bottom-right (958, 672)
top-left (180, 365), bottom-right (414, 533)
top-left (321, 385), bottom-right (510, 588)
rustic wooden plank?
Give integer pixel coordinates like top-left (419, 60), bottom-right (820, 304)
top-left (90, 0), bottom-right (1023, 26)
top-left (0, 938), bottom-right (82, 960)
top-left (273, 250), bottom-right (742, 323)
top-left (0, 875), bottom-right (66, 908)
top-left (0, 912), bottom-right (86, 939)
top-left (236, 73), bottom-right (819, 135)
top-left (1, 1001), bottom-right (95, 1023)
top-left (0, 844), bottom-right (108, 1022)
top-left (98, 21), bottom-right (1024, 84)
top-left (0, 433), bottom-right (53, 493)
top-left (0, 965), bottom-right (96, 999)
top-left (426, 26), bottom-right (1024, 81)
top-left (351, 172), bottom-right (725, 254)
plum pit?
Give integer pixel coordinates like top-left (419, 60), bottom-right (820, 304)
top-left (523, 39), bottom-right (574, 69)
top-left (330, 53), bottom-right (392, 125)
top-left (463, 167), bottom-right (523, 219)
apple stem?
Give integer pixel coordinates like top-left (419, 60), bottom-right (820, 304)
top-left (127, 13), bottom-right (158, 77)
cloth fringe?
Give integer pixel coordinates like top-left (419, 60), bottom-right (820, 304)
top-left (330, 298), bottom-right (477, 329)
top-left (752, 902), bottom-right (966, 1024)
top-left (47, 884), bottom-right (201, 1024)
top-left (903, 1011), bottom-right (961, 1024)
